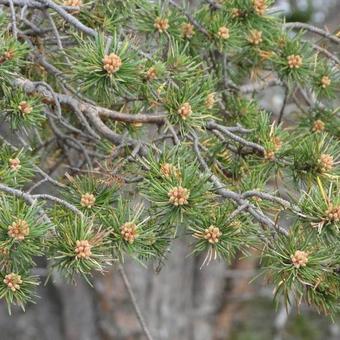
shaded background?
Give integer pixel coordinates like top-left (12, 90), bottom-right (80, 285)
top-left (0, 1), bottom-right (339, 339)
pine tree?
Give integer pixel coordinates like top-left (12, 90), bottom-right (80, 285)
top-left (0, 0), bottom-right (339, 329)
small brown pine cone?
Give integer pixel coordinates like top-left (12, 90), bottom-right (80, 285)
top-left (312, 119), bottom-right (325, 133)
top-left (8, 219), bottom-right (30, 241)
top-left (231, 8), bottom-right (242, 18)
top-left (272, 136), bottom-right (282, 151)
top-left (291, 250), bottom-right (308, 268)
top-left (154, 17), bottom-right (169, 33)
top-left (253, 0), bottom-right (267, 16)
top-left (9, 158), bottom-right (21, 171)
top-left (3, 273), bottom-right (23, 292)
top-left (181, 23), bottom-right (195, 39)
top-left (18, 101), bottom-right (33, 115)
top-left (205, 93), bottom-right (215, 109)
top-left (160, 163), bottom-right (178, 178)
top-left (146, 67), bottom-right (157, 81)
top-left (217, 26), bottom-right (230, 40)
top-left (121, 222), bottom-right (138, 244)
top-left (103, 53), bottom-right (122, 74)
top-left (4, 50), bottom-right (15, 60)
top-left (168, 186), bottom-right (190, 206)
top-left (248, 30), bottom-right (263, 45)
top-left (64, 0), bottom-right (82, 7)
top-left (204, 225), bottom-right (222, 244)
top-left (320, 75), bottom-right (331, 88)
top-left (75, 240), bottom-right (92, 259)
top-left (258, 50), bottom-right (272, 60)
top-left (177, 102), bottom-right (192, 120)
top-left (0, 246), bottom-right (9, 256)
top-left (325, 204), bottom-right (340, 222)
top-left (264, 149), bottom-right (275, 161)
top-left (287, 55), bottom-right (303, 69)
top-left (80, 193), bottom-right (96, 208)
top-left (318, 154), bottom-right (333, 173)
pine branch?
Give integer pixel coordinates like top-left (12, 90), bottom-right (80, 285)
top-left (285, 22), bottom-right (340, 45)
top-left (0, 183), bottom-right (83, 215)
top-left (8, 0), bottom-right (18, 38)
top-left (191, 132), bottom-right (289, 236)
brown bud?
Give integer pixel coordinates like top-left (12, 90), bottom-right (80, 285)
top-left (75, 240), bottom-right (92, 259)
top-left (18, 101), bottom-right (33, 115)
top-left (291, 250), bottom-right (308, 268)
top-left (318, 154), bottom-right (333, 173)
top-left (287, 54), bottom-right (303, 69)
top-left (248, 30), bottom-right (263, 45)
top-left (320, 75), bottom-right (331, 88)
top-left (3, 273), bottom-right (23, 292)
top-left (121, 222), bottom-right (138, 244)
top-left (8, 219), bottom-right (29, 241)
top-left (312, 119), bottom-right (325, 133)
top-left (181, 23), bottom-right (195, 39)
top-left (325, 204), bottom-right (340, 222)
top-left (146, 67), bottom-right (157, 81)
top-left (177, 102), bottom-right (192, 120)
top-left (205, 93), bottom-right (215, 109)
top-left (103, 53), bottom-right (122, 74)
top-left (217, 26), bottom-right (230, 40)
top-left (204, 225), bottom-right (222, 244)
top-left (154, 17), bottom-right (169, 33)
top-left (168, 186), bottom-right (190, 206)
top-left (9, 158), bottom-right (21, 171)
top-left (80, 193), bottom-right (96, 208)
top-left (253, 0), bottom-right (267, 16)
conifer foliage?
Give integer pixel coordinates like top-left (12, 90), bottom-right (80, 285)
top-left (0, 0), bottom-right (339, 323)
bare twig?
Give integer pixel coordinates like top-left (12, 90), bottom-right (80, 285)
top-left (308, 41), bottom-right (340, 64)
top-left (192, 132), bottom-right (289, 236)
top-left (118, 264), bottom-right (154, 340)
top-left (168, 0), bottom-right (210, 37)
top-left (37, 0), bottom-right (95, 36)
top-left (207, 120), bottom-right (265, 154)
top-left (8, 0), bottom-right (18, 38)
top-left (0, 183), bottom-right (83, 216)
top-left (285, 22), bottom-right (340, 45)
top-left (277, 86), bottom-right (288, 124)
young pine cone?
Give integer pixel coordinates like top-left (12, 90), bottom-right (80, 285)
top-left (287, 55), bottom-right (303, 69)
top-left (18, 101), bottom-right (33, 115)
top-left (312, 119), bottom-right (325, 133)
top-left (8, 219), bottom-right (30, 241)
top-left (253, 0), bottom-right (267, 16)
top-left (318, 154), bottom-right (333, 173)
top-left (103, 53), bottom-right (122, 74)
top-left (9, 158), bottom-right (21, 171)
top-left (204, 225), bottom-right (222, 244)
top-left (325, 204), bottom-right (340, 222)
top-left (291, 250), bottom-right (308, 269)
top-left (181, 23), bottom-right (195, 39)
top-left (320, 75), bottom-right (331, 88)
top-left (75, 240), bottom-right (92, 259)
top-left (168, 186), bottom-right (190, 206)
top-left (154, 17), bottom-right (169, 33)
top-left (177, 102), bottom-right (192, 120)
top-left (217, 26), bottom-right (230, 40)
top-left (121, 222), bottom-right (138, 244)
top-left (80, 193), bottom-right (96, 208)
top-left (248, 30), bottom-right (263, 45)
top-left (3, 273), bottom-right (23, 292)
